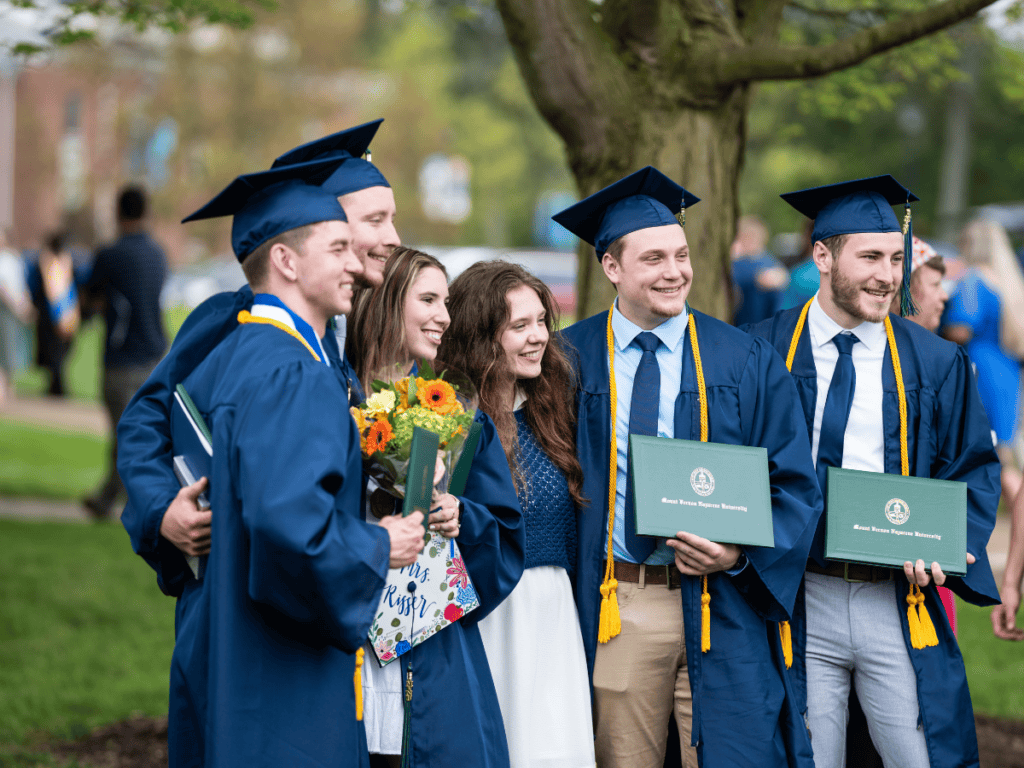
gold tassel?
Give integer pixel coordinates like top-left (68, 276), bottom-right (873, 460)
top-left (354, 647), bottom-right (365, 721)
top-left (598, 578), bottom-right (621, 643)
top-left (701, 575), bottom-right (711, 653)
top-left (916, 588), bottom-right (940, 648)
top-left (779, 621), bottom-right (793, 669)
top-left (907, 586), bottom-right (925, 649)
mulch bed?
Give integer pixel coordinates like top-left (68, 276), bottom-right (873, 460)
top-left (6, 712), bottom-right (1019, 767)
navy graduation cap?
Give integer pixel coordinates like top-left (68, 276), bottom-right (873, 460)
top-left (552, 166), bottom-right (700, 258)
top-left (781, 174), bottom-right (919, 316)
top-left (272, 119), bottom-right (390, 198)
top-left (182, 157), bottom-right (348, 262)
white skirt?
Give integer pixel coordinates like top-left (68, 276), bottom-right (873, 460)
top-left (478, 566), bottom-right (596, 768)
top-left (362, 639), bottom-right (404, 755)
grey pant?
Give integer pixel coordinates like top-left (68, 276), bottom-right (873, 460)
top-left (804, 571), bottom-right (931, 768)
top-left (92, 362), bottom-right (158, 511)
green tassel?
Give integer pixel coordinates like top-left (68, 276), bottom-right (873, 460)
top-left (900, 202), bottom-right (918, 317)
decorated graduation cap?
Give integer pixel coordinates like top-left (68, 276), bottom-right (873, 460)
top-left (182, 157), bottom-right (348, 262)
top-left (271, 119), bottom-right (390, 198)
top-left (552, 166), bottom-right (700, 259)
top-left (781, 174), bottom-right (920, 316)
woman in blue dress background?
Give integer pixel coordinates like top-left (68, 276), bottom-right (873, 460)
top-left (438, 260), bottom-right (595, 768)
top-left (943, 218), bottom-right (1024, 503)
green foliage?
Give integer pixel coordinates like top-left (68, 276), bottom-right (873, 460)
top-left (0, 520), bottom-right (175, 744)
top-left (0, 420), bottom-right (106, 500)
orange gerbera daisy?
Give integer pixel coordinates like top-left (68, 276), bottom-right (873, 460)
top-left (364, 420), bottom-right (394, 456)
top-left (417, 378), bottom-right (459, 415)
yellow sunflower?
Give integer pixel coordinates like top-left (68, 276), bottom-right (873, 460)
top-left (394, 378), bottom-right (411, 411)
top-left (417, 378), bottom-right (459, 415)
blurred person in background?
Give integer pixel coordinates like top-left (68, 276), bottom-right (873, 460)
top-left (730, 214), bottom-right (789, 326)
top-left (0, 228), bottom-right (34, 402)
top-left (993, 482), bottom-right (1024, 641)
top-left (782, 219), bottom-right (820, 310)
top-left (942, 218), bottom-right (1024, 505)
top-left (26, 231), bottom-right (80, 397)
top-left (83, 186), bottom-right (169, 520)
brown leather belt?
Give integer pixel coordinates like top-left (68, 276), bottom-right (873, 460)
top-left (806, 560), bottom-right (895, 583)
top-left (605, 560), bottom-right (682, 588)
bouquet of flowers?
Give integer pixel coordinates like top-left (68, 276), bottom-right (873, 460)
top-left (350, 361), bottom-right (476, 500)
top-left (352, 362), bottom-right (483, 666)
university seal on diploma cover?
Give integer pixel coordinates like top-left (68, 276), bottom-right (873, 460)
top-left (629, 435), bottom-right (775, 548)
top-left (825, 467), bottom-right (967, 575)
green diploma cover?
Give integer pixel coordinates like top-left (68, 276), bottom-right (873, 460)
top-left (629, 435), bottom-right (774, 548)
top-left (824, 467), bottom-right (967, 575)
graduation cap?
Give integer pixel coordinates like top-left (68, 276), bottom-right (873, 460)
top-left (271, 119), bottom-right (390, 198)
top-left (551, 166), bottom-right (700, 258)
top-left (182, 157), bottom-right (348, 262)
top-left (781, 175), bottom-right (920, 316)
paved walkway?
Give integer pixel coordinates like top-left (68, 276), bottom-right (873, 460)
top-left (0, 393), bottom-right (108, 435)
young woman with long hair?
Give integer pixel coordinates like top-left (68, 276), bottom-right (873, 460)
top-left (437, 260), bottom-right (595, 768)
top-left (345, 246), bottom-right (524, 768)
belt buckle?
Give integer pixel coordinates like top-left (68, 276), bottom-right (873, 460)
top-left (665, 565), bottom-right (677, 590)
top-left (843, 563), bottom-right (868, 584)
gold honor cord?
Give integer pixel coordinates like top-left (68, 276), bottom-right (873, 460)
top-left (601, 308), bottom-right (713, 652)
top-left (354, 648), bottom-right (364, 721)
top-left (785, 299), bottom-right (937, 651)
top-left (237, 310), bottom-right (322, 363)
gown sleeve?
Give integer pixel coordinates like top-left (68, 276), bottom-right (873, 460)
top-left (234, 360), bottom-right (390, 652)
top-left (450, 411), bottom-right (525, 624)
top-left (118, 287), bottom-right (253, 596)
top-left (730, 337), bottom-right (823, 621)
top-left (929, 345), bottom-right (1001, 606)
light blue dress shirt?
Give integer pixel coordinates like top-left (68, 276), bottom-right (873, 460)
top-left (609, 301), bottom-right (687, 565)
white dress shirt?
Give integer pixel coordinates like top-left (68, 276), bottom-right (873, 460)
top-left (807, 295), bottom-right (886, 474)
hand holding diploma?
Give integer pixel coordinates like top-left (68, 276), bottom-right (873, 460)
top-left (430, 491), bottom-right (461, 538)
top-left (668, 531), bottom-right (741, 576)
top-left (904, 552), bottom-right (976, 587)
top-left (160, 477), bottom-right (212, 557)
top-left (381, 511), bottom-right (427, 568)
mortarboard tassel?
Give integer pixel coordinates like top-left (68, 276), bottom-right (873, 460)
top-left (779, 621), bottom-right (793, 669)
top-left (365, 149), bottom-right (372, 163)
top-left (354, 647), bottom-right (364, 720)
top-left (900, 202), bottom-right (918, 317)
top-left (676, 204), bottom-right (686, 228)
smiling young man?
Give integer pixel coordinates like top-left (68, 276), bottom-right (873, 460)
top-left (553, 167), bottom-right (821, 768)
top-left (158, 163), bottom-right (425, 768)
top-left (118, 120), bottom-right (400, 594)
top-left (746, 176), bottom-right (1001, 768)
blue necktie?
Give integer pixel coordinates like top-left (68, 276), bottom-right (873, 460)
top-left (816, 332), bottom-right (860, 504)
top-left (623, 331), bottom-right (661, 563)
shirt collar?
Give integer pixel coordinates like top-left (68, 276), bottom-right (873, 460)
top-left (611, 300), bottom-right (688, 354)
top-left (807, 293), bottom-right (887, 353)
top-left (252, 293), bottom-right (331, 366)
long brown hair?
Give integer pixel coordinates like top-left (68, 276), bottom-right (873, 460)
top-left (346, 246), bottom-right (448, 391)
top-left (437, 260), bottom-right (584, 506)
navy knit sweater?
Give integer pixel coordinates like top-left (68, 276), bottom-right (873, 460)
top-left (514, 410), bottom-right (577, 576)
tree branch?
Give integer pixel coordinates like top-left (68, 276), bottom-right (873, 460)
top-left (783, 0), bottom-right (895, 22)
top-left (698, 0), bottom-right (996, 87)
top-left (495, 0), bottom-right (636, 179)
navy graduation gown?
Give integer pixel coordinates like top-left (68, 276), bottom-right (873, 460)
top-left (118, 286), bottom-right (363, 596)
top-left (169, 320), bottom-right (389, 768)
top-left (399, 409), bottom-right (525, 768)
top-left (561, 309), bottom-right (822, 768)
top-left (747, 307), bottom-right (1001, 768)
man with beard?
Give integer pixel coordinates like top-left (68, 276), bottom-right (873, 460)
top-left (118, 120), bottom-right (400, 595)
top-left (746, 176), bottom-right (1000, 768)
top-left (552, 167), bottom-right (821, 768)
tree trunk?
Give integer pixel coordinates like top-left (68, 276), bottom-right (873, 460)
top-left (574, 90), bottom-right (748, 321)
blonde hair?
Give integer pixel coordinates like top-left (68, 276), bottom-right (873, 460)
top-left (959, 219), bottom-right (1024, 359)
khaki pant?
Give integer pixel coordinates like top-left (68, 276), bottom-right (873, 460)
top-left (593, 576), bottom-right (698, 768)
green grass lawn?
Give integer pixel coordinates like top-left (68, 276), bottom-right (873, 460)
top-left (0, 520), bottom-right (174, 746)
top-left (957, 598), bottom-right (1024, 719)
top-left (0, 421), bottom-right (107, 501)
